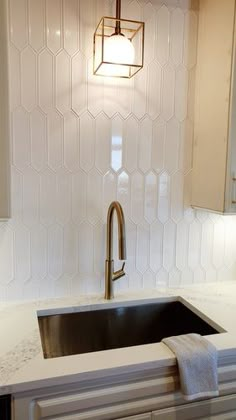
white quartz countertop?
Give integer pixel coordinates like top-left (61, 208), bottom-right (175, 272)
top-left (1, 282), bottom-right (236, 396)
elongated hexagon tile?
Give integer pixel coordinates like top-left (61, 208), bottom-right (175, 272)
top-left (12, 107), bottom-right (30, 170)
top-left (124, 116), bottom-right (138, 174)
top-left (156, 268), bottom-right (169, 287)
top-left (131, 171), bottom-right (144, 224)
top-left (72, 170), bottom-right (87, 224)
top-left (63, 222), bottom-right (78, 276)
top-left (38, 49), bottom-right (54, 112)
top-left (201, 220), bottom-right (214, 271)
top-left (224, 217), bottom-right (236, 268)
top-left (163, 219), bottom-right (176, 272)
top-left (11, 167), bottom-right (23, 221)
top-left (95, 113), bottom-right (110, 174)
top-left (212, 219), bottom-right (225, 270)
top-left (14, 223), bottom-right (30, 283)
top-left (56, 51), bottom-right (71, 114)
top-left (40, 169), bottom-right (57, 227)
top-left (176, 220), bottom-right (189, 271)
top-left (175, 66), bottom-right (188, 122)
top-left (125, 219), bottom-right (137, 275)
top-left (21, 47), bottom-right (37, 112)
top-left (29, 0), bottom-right (45, 51)
top-left (156, 5), bottom-right (170, 65)
top-left (78, 222), bottom-right (94, 274)
top-left (188, 220), bottom-right (202, 270)
top-left (9, 45), bottom-right (21, 110)
top-left (111, 115), bottom-right (124, 172)
top-left (47, 110), bottom-right (63, 171)
top-left (102, 171), bottom-right (117, 221)
top-left (152, 118), bottom-right (165, 174)
top-left (170, 8), bottom-right (184, 66)
top-left (116, 78), bottom-right (132, 119)
top-left (64, 111), bottom-right (79, 172)
top-left (144, 171), bottom-right (158, 224)
top-left (94, 222), bottom-right (105, 276)
top-left (30, 108), bottom-right (47, 172)
top-left (48, 224), bottom-right (63, 279)
top-left (139, 117), bottom-right (152, 174)
top-left (183, 11), bottom-right (198, 69)
top-left (205, 268), bottom-right (217, 283)
top-left (30, 224), bottom-right (47, 280)
top-left (87, 169), bottom-right (102, 224)
top-left (162, 65), bottom-right (175, 121)
top-left (169, 268), bottom-right (181, 287)
top-left (171, 171), bottom-right (184, 223)
top-left (103, 78), bottom-right (118, 119)
top-left (0, 225), bottom-right (14, 285)
top-left (72, 52), bottom-right (87, 116)
top-left (128, 271), bottom-right (143, 290)
top-left (63, 0), bottom-right (79, 56)
top-left (87, 57), bottom-right (104, 117)
top-left (147, 61), bottom-right (161, 119)
top-left (150, 220), bottom-right (163, 273)
top-left (132, 68), bottom-right (147, 119)
top-left (144, 3), bottom-right (156, 65)
top-left (143, 271), bottom-right (155, 289)
top-left (79, 0), bottom-right (95, 56)
top-left (193, 267), bottom-right (205, 284)
top-left (56, 169), bottom-right (72, 225)
top-left (136, 222), bottom-right (150, 274)
top-left (54, 275), bottom-right (72, 298)
top-left (117, 171), bottom-right (130, 216)
top-left (157, 171), bottom-right (170, 224)
top-left (46, 0), bottom-right (62, 53)
top-left (9, 0), bottom-right (28, 50)
top-left (165, 118), bottom-right (180, 174)
top-left (22, 167), bottom-right (40, 227)
top-left (80, 112), bottom-right (95, 172)
top-left (39, 275), bottom-right (55, 298)
top-left (181, 268), bottom-right (194, 285)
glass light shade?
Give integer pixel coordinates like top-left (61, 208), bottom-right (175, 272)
top-left (104, 34), bottom-right (135, 65)
top-left (101, 34), bottom-right (135, 77)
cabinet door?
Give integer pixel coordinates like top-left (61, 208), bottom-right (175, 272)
top-left (192, 0), bottom-right (236, 213)
top-left (152, 394), bottom-right (236, 419)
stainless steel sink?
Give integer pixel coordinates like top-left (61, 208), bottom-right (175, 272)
top-left (38, 301), bottom-right (219, 359)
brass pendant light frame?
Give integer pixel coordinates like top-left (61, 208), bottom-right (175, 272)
top-left (93, 0), bottom-right (145, 79)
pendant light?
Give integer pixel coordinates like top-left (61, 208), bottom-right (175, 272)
top-left (93, 0), bottom-right (145, 79)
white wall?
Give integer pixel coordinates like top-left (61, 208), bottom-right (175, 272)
top-left (0, 0), bottom-right (236, 300)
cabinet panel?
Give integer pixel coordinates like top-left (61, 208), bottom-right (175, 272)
top-left (0, 0), bottom-right (10, 219)
top-left (192, 0), bottom-right (236, 213)
top-left (152, 394), bottom-right (236, 420)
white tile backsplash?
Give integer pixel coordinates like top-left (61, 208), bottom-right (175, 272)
top-left (1, 0), bottom-right (236, 300)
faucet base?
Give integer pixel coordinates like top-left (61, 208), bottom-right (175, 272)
top-left (105, 260), bottom-right (114, 299)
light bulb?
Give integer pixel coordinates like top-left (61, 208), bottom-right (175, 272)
top-left (102, 34), bottom-right (135, 77)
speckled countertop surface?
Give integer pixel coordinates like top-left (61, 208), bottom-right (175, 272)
top-left (1, 282), bottom-right (236, 396)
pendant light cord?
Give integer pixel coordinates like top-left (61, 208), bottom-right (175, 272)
top-left (115, 0), bottom-right (121, 34)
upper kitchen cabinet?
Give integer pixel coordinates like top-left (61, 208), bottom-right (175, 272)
top-left (0, 0), bottom-right (10, 219)
top-left (192, 0), bottom-right (236, 214)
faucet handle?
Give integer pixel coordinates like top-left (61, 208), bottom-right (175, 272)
top-left (112, 262), bottom-right (126, 282)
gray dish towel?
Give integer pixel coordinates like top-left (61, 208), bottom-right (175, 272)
top-left (162, 333), bottom-right (219, 401)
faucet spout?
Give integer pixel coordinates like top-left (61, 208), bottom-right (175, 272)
top-left (105, 201), bottom-right (126, 299)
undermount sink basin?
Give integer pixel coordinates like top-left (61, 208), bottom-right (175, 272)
top-left (38, 300), bottom-right (219, 359)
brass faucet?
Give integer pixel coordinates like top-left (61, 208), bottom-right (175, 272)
top-left (105, 201), bottom-right (126, 299)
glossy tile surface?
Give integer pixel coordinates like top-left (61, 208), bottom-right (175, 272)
top-left (1, 0), bottom-right (236, 300)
